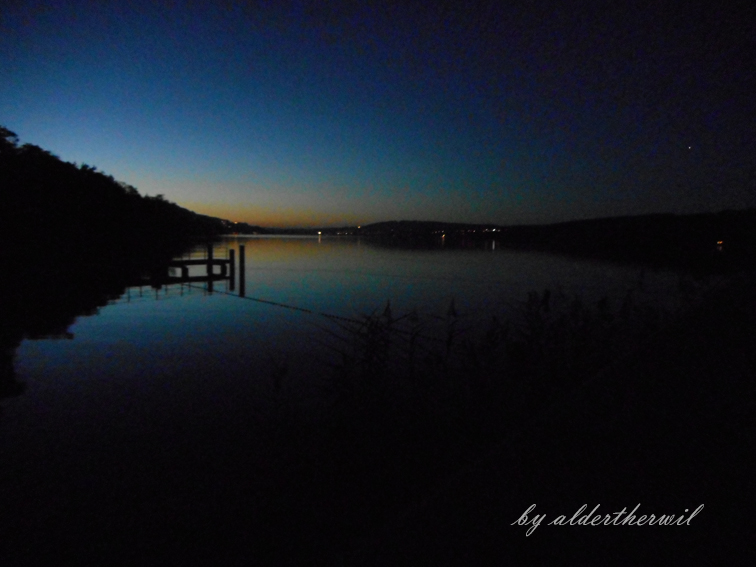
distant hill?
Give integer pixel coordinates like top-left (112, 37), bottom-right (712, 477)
top-left (498, 211), bottom-right (756, 270)
top-left (241, 213), bottom-right (756, 272)
top-left (355, 212), bottom-right (756, 271)
top-left (360, 220), bottom-right (503, 233)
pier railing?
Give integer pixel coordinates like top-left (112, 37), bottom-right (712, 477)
top-left (125, 244), bottom-right (246, 295)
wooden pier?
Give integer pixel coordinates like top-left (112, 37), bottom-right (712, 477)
top-left (166, 259), bottom-right (230, 280)
top-left (126, 244), bottom-right (246, 294)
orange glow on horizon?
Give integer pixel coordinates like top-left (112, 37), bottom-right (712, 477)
top-left (178, 202), bottom-right (369, 228)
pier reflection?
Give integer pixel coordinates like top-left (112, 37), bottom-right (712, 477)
top-left (0, 242), bottom-right (246, 407)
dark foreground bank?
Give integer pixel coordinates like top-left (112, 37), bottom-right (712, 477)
top-left (340, 271), bottom-right (756, 566)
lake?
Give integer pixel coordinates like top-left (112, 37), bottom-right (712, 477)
top-left (0, 235), bottom-right (706, 563)
top-left (7, 235), bottom-right (691, 397)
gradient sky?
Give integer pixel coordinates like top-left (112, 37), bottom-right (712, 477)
top-left (2, 0), bottom-right (754, 227)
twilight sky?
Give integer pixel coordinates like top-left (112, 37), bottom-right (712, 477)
top-left (2, 0), bottom-right (754, 227)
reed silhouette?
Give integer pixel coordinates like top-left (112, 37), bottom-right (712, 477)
top-left (244, 275), bottom-right (716, 564)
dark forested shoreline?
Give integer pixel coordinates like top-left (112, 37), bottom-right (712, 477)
top-left (352, 213), bottom-right (756, 272)
top-left (1, 126), bottom-right (234, 263)
top-left (258, 214), bottom-right (756, 274)
top-left (0, 125), bottom-right (238, 392)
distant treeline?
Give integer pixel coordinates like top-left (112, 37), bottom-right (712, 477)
top-left (233, 213), bottom-right (756, 273)
top-left (492, 212), bottom-right (756, 270)
top-left (0, 126), bottom-right (264, 264)
top-left (350, 213), bottom-right (756, 271)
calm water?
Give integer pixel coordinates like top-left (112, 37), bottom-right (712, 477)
top-left (4, 235), bottom-right (695, 425)
top-left (0, 235), bottom-right (695, 561)
top-left (9, 235), bottom-right (687, 393)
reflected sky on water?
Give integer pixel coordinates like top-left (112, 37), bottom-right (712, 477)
top-left (1, 234), bottom-right (693, 442)
top-left (10, 235), bottom-right (688, 397)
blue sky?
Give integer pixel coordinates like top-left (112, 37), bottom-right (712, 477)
top-left (2, 1), bottom-right (754, 226)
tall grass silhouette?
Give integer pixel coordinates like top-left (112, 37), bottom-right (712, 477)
top-left (247, 274), bottom-right (717, 562)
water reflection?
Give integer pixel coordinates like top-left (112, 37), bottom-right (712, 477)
top-left (2, 235), bottom-right (712, 410)
top-left (0, 235), bottom-right (708, 390)
top-left (0, 240), bottom-right (234, 406)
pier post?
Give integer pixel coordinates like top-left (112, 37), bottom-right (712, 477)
top-left (229, 249), bottom-right (236, 291)
top-left (207, 242), bottom-right (214, 294)
top-left (239, 244), bottom-right (246, 297)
